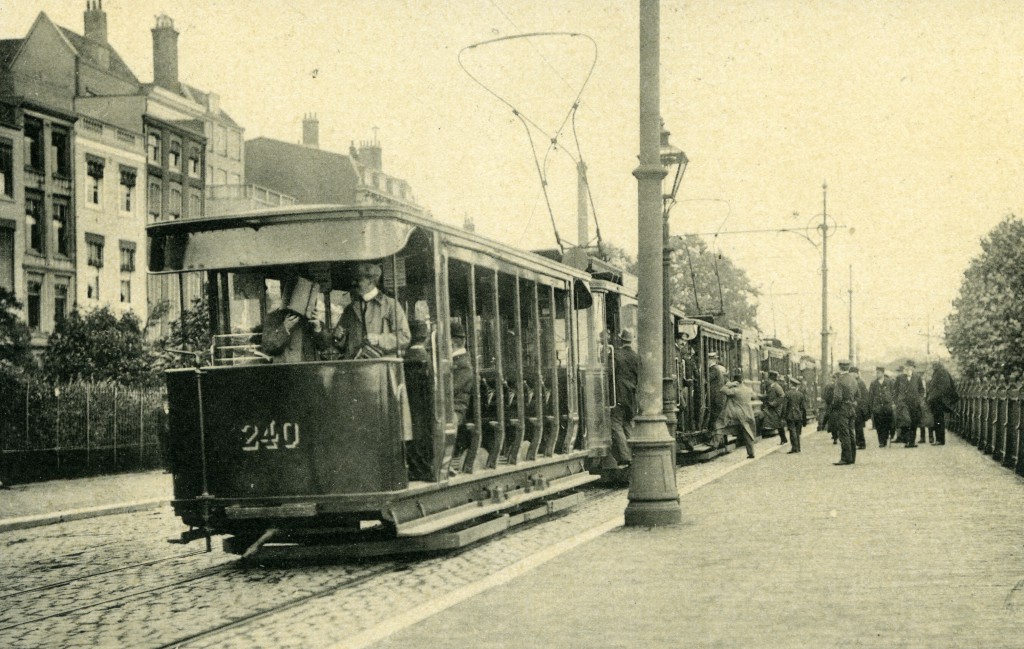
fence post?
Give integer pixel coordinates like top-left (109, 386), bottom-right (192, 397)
top-left (1013, 382), bottom-right (1023, 475)
top-left (86, 383), bottom-right (91, 469)
top-left (55, 386), bottom-right (61, 475)
top-left (139, 389), bottom-right (145, 466)
top-left (113, 385), bottom-right (118, 468)
top-left (994, 382), bottom-right (1007, 463)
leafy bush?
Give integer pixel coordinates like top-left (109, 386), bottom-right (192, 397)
top-left (41, 306), bottom-right (157, 386)
top-left (945, 214), bottom-right (1024, 381)
top-left (154, 298), bottom-right (212, 369)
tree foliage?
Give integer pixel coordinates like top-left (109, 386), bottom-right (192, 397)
top-left (593, 237), bottom-right (759, 330)
top-left (0, 287), bottom-right (34, 371)
top-left (41, 306), bottom-right (156, 385)
top-left (669, 235), bottom-right (759, 330)
top-left (154, 298), bottom-right (212, 369)
top-left (945, 214), bottom-right (1024, 381)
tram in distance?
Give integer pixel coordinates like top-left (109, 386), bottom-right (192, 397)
top-left (150, 204), bottom-right (817, 558)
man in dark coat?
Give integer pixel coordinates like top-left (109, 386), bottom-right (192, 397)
top-left (833, 360), bottom-right (859, 465)
top-left (448, 321), bottom-right (475, 476)
top-left (819, 373), bottom-right (838, 444)
top-left (259, 277), bottom-right (330, 363)
top-left (706, 351), bottom-right (728, 439)
top-left (893, 360), bottom-right (925, 448)
top-left (784, 377), bottom-right (807, 453)
top-left (762, 371), bottom-right (787, 443)
top-left (610, 328), bottom-right (641, 465)
top-left (851, 366), bottom-right (869, 450)
top-left (867, 366), bottom-right (895, 447)
top-left (926, 361), bottom-right (957, 445)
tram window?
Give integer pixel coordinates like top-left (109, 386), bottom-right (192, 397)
top-left (228, 272), bottom-right (264, 333)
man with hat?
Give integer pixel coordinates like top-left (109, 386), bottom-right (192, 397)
top-left (706, 351), bottom-right (728, 440)
top-left (867, 366), bottom-right (895, 447)
top-left (833, 360), bottom-right (860, 465)
top-left (609, 328), bottom-right (640, 466)
top-left (448, 320), bottom-right (475, 475)
top-left (761, 370), bottom-right (787, 443)
top-left (332, 262), bottom-right (410, 359)
top-left (893, 360), bottom-right (924, 448)
top-left (784, 377), bottom-right (808, 453)
top-left (850, 366), bottom-right (869, 450)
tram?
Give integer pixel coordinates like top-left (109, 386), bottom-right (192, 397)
top-left (152, 205), bottom-right (611, 557)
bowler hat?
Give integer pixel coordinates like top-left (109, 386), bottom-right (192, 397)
top-left (875, 366), bottom-right (885, 372)
top-left (838, 360), bottom-right (851, 369)
top-left (906, 359), bottom-right (916, 367)
top-left (450, 320), bottom-right (467, 339)
top-left (619, 328), bottom-right (634, 343)
top-left (768, 370), bottom-right (779, 379)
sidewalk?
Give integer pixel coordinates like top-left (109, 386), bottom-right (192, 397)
top-left (371, 431), bottom-right (1024, 649)
top-left (0, 470), bottom-right (171, 532)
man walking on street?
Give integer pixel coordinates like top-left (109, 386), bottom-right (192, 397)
top-left (851, 366), bottom-right (869, 450)
top-left (833, 360), bottom-right (859, 465)
top-left (868, 366), bottom-right (895, 447)
top-left (762, 370), bottom-right (787, 444)
top-left (784, 377), bottom-right (807, 453)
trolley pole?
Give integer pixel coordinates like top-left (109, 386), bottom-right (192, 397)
top-left (626, 0), bottom-right (681, 527)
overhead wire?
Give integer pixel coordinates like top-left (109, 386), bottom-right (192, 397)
top-left (458, 30), bottom-right (598, 254)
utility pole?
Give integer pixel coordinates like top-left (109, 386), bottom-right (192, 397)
top-left (848, 264), bottom-right (854, 364)
top-left (626, 0), bottom-right (681, 527)
top-left (820, 181), bottom-right (830, 388)
top-left (577, 160), bottom-right (589, 248)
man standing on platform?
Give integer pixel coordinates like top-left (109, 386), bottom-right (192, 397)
top-left (762, 370), bottom-right (787, 444)
top-left (833, 360), bottom-right (859, 465)
top-left (851, 366), bottom-right (869, 450)
top-left (868, 366), bottom-right (895, 447)
top-left (784, 377), bottom-right (807, 453)
top-left (610, 328), bottom-right (640, 466)
top-left (893, 360), bottom-right (925, 448)
top-left (707, 351), bottom-right (728, 444)
top-left (926, 361), bottom-right (957, 445)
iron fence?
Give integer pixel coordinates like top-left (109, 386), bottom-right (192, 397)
top-left (951, 380), bottom-right (1024, 476)
top-left (0, 377), bottom-right (166, 484)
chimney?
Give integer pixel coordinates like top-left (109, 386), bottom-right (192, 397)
top-left (82, 1), bottom-right (110, 68)
top-left (84, 0), bottom-right (107, 44)
top-left (152, 14), bottom-right (179, 92)
top-left (207, 92), bottom-right (220, 115)
top-left (302, 113), bottom-right (319, 148)
top-left (358, 129), bottom-right (382, 171)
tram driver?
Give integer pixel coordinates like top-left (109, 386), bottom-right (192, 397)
top-left (259, 275), bottom-right (331, 363)
top-left (332, 262), bottom-right (411, 358)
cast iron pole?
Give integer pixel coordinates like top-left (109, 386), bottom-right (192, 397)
top-left (820, 181), bottom-right (829, 387)
top-left (627, 0), bottom-right (681, 526)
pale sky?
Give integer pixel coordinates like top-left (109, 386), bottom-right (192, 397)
top-left (5, 0), bottom-right (1021, 363)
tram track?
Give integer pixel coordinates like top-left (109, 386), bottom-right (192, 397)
top-left (0, 549), bottom-right (209, 600)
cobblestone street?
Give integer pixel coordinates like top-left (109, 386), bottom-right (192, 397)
top-left (3, 428), bottom-right (1023, 648)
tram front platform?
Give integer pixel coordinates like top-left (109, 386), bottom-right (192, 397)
top-left (368, 426), bottom-right (1024, 648)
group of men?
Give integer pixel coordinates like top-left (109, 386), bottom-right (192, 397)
top-left (821, 360), bottom-right (959, 466)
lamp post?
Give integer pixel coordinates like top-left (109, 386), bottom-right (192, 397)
top-left (626, 0), bottom-right (682, 527)
top-left (660, 126), bottom-right (688, 437)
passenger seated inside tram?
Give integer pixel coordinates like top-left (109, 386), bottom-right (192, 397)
top-left (259, 275), bottom-right (331, 363)
top-left (331, 262), bottom-right (411, 358)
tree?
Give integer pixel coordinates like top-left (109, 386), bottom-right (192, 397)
top-left (42, 306), bottom-right (156, 385)
top-left (945, 214), bottom-right (1024, 381)
top-left (668, 235), bottom-right (759, 330)
top-left (154, 298), bottom-right (212, 369)
top-left (0, 287), bottom-right (34, 371)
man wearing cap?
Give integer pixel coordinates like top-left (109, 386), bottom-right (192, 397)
top-left (867, 366), bottom-right (895, 447)
top-left (784, 377), bottom-right (807, 453)
top-left (448, 321), bottom-right (475, 475)
top-left (706, 351), bottom-right (728, 441)
top-left (851, 366), bottom-right (869, 450)
top-left (893, 360), bottom-right (924, 448)
top-left (833, 360), bottom-right (860, 465)
top-left (332, 262), bottom-right (410, 359)
top-left (609, 328), bottom-right (640, 466)
top-left (718, 370), bottom-right (757, 458)
top-left (762, 370), bottom-right (787, 443)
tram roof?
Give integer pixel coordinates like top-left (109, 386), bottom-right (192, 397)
top-left (147, 204), bottom-right (591, 281)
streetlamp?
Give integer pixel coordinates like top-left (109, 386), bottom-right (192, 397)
top-left (626, 0), bottom-right (682, 527)
top-left (660, 125), bottom-right (688, 437)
